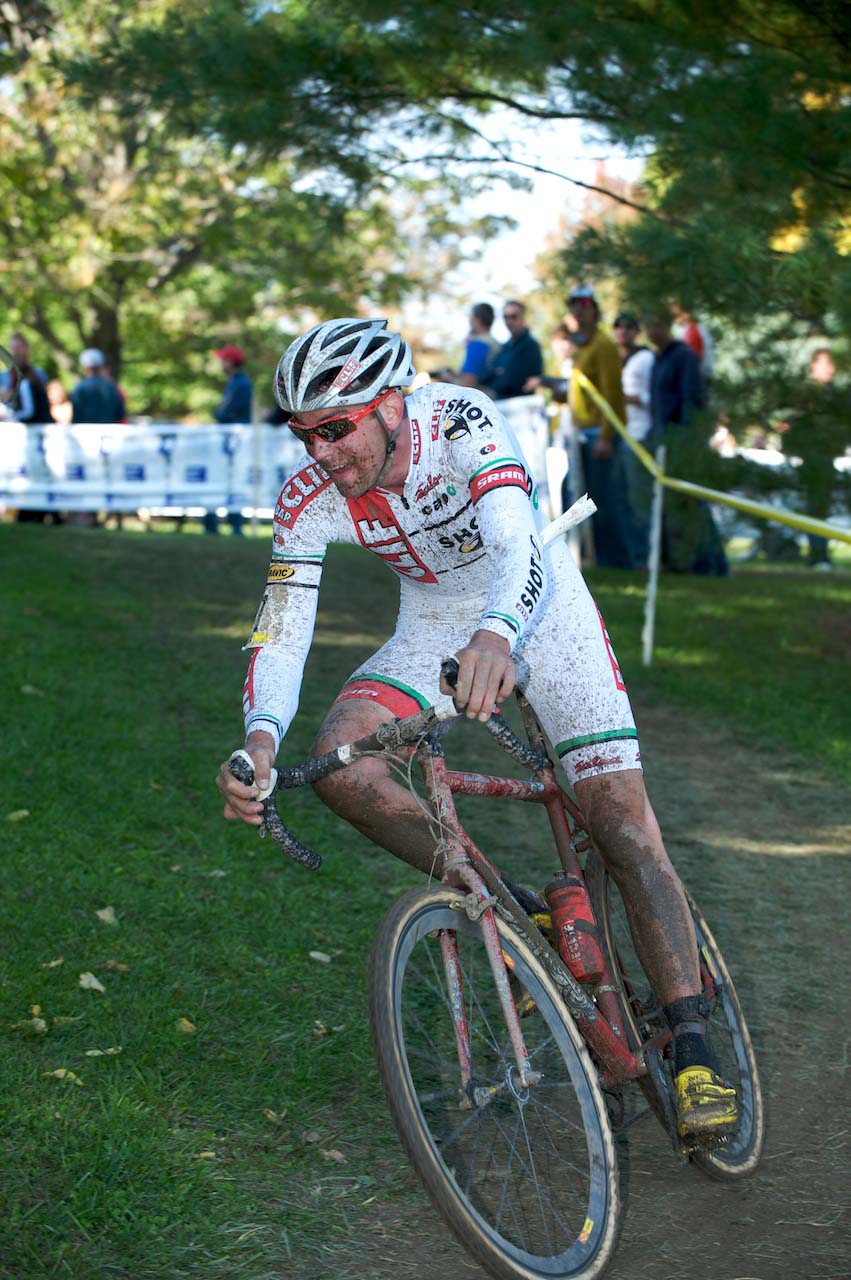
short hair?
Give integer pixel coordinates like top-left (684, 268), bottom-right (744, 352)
top-left (810, 347), bottom-right (832, 362)
top-left (471, 302), bottom-right (495, 328)
top-left (503, 299), bottom-right (525, 314)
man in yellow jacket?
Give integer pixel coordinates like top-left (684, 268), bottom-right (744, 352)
top-left (566, 285), bottom-right (635, 568)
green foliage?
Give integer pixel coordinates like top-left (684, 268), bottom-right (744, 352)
top-left (0, 0), bottom-right (512, 417)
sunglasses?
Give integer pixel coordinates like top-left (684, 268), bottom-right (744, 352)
top-left (288, 388), bottom-right (394, 445)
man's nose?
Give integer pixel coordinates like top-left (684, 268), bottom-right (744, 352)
top-left (307, 434), bottom-right (336, 460)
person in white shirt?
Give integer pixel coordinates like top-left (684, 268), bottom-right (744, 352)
top-left (613, 313), bottom-right (655, 567)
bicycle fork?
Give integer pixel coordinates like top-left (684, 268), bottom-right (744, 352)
top-left (440, 861), bottom-right (542, 1100)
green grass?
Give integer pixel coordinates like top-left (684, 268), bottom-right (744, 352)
top-left (1, 524), bottom-right (849, 1278)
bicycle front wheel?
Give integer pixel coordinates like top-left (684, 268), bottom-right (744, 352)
top-left (586, 856), bottom-right (764, 1180)
top-left (369, 886), bottom-right (622, 1280)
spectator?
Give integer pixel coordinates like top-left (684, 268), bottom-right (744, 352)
top-left (672, 305), bottom-right (715, 385)
top-left (613, 312), bottom-right (655, 567)
top-left (1, 357), bottom-right (54, 426)
top-left (454, 302), bottom-right (501, 387)
top-left (478, 300), bottom-right (543, 400)
top-left (564, 284), bottom-right (634, 569)
top-left (782, 348), bottom-right (846, 570)
top-left (1, 332), bottom-right (48, 403)
top-left (71, 349), bottom-right (127, 424)
top-left (206, 345), bottom-right (253, 535)
top-left (645, 308), bottom-right (727, 576)
top-left (47, 379), bottom-right (73, 426)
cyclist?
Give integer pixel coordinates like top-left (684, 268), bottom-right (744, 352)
top-left (216, 317), bottom-right (738, 1141)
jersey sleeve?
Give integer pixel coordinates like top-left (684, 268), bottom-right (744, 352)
top-left (436, 390), bottom-right (548, 648)
top-left (241, 459), bottom-right (337, 753)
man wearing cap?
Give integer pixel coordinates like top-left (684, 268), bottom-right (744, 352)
top-left (565, 286), bottom-right (633, 569)
top-left (205, 346), bottom-right (254, 535)
top-left (71, 349), bottom-right (127, 424)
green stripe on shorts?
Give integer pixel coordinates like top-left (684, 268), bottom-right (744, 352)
top-left (355, 672), bottom-right (431, 709)
top-left (556, 728), bottom-right (638, 756)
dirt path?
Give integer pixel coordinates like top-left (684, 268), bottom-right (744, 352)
top-left (308, 696), bottom-right (850, 1280)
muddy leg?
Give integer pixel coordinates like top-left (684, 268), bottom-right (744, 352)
top-left (310, 701), bottom-right (456, 877)
top-left (575, 768), bottom-right (700, 1004)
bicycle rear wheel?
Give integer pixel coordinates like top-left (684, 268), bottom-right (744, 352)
top-left (369, 886), bottom-right (622, 1280)
top-left (585, 856), bottom-right (764, 1179)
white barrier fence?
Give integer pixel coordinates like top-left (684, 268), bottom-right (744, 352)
top-left (0, 396), bottom-right (552, 517)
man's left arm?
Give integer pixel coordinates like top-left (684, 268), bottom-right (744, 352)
top-left (437, 395), bottom-right (548, 718)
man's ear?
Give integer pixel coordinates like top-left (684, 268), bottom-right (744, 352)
top-left (384, 390), bottom-right (406, 428)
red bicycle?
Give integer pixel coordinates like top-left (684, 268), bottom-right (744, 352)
top-left (230, 659), bottom-right (764, 1280)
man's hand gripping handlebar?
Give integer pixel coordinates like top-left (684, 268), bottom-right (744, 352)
top-left (226, 658), bottom-right (550, 871)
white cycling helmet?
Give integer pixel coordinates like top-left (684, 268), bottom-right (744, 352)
top-left (274, 317), bottom-right (416, 414)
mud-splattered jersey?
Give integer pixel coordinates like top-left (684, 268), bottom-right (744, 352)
top-left (243, 383), bottom-right (567, 751)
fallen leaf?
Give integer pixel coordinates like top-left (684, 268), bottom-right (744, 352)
top-left (52, 1014), bottom-right (84, 1026)
top-left (7, 810), bottom-right (30, 823)
top-left (21, 683), bottom-right (46, 696)
top-left (12, 1016), bottom-right (47, 1033)
top-left (170, 864), bottom-right (182, 872)
top-left (43, 1068), bottom-right (83, 1086)
top-left (149, 781), bottom-right (163, 792)
top-left (85, 1046), bottom-right (123, 1057)
top-left (100, 959), bottom-right (129, 972)
top-left (177, 1017), bottom-right (196, 1034)
top-left (320, 1148), bottom-right (347, 1164)
top-left (206, 869), bottom-right (227, 878)
top-left (331, 1025), bottom-right (346, 1033)
top-left (308, 950), bottom-right (331, 964)
top-left (303, 1130), bottom-right (322, 1144)
top-left (79, 972), bottom-right (105, 993)
top-left (195, 1150), bottom-right (216, 1159)
top-left (313, 1020), bottom-right (328, 1037)
top-left (31, 1004), bottom-right (41, 1015)
top-left (95, 906), bottom-right (117, 925)
top-left (263, 1108), bottom-right (288, 1124)
top-left (41, 957), bottom-right (64, 969)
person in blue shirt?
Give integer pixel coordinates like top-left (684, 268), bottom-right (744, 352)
top-left (478, 300), bottom-right (543, 400)
top-left (206, 345), bottom-right (253, 535)
top-left (645, 311), bottom-right (727, 576)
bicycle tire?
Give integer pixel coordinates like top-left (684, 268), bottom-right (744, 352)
top-left (368, 885), bottom-right (622, 1280)
top-left (585, 855), bottom-right (764, 1179)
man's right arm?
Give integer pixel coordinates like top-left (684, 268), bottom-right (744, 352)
top-left (216, 463), bottom-right (336, 824)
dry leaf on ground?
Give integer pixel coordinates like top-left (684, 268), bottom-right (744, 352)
top-left (85, 1046), bottom-right (122, 1056)
top-left (41, 957), bottom-right (64, 969)
top-left (308, 950), bottom-right (331, 963)
top-left (79, 972), bottom-right (106, 993)
top-left (177, 1017), bottom-right (197, 1033)
top-left (7, 810), bottom-right (29, 822)
top-left (95, 906), bottom-right (117, 925)
top-left (12, 1016), bottom-right (47, 1033)
top-left (320, 1148), bottom-right (347, 1164)
top-left (100, 959), bottom-right (129, 972)
top-left (43, 1068), bottom-right (83, 1086)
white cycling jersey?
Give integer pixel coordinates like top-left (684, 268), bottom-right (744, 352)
top-left (243, 383), bottom-right (640, 784)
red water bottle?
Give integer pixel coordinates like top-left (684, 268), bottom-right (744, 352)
top-left (544, 874), bottom-right (606, 983)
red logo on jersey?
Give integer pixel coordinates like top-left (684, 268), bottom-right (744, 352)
top-left (274, 463), bottom-right (331, 530)
top-left (414, 472), bottom-right (442, 503)
top-left (347, 492), bottom-right (438, 582)
top-left (410, 417), bottom-right (422, 464)
top-left (430, 398), bottom-right (446, 441)
top-left (470, 463), bottom-right (529, 504)
top-left (597, 607), bottom-right (626, 691)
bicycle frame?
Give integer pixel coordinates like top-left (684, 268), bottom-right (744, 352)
top-left (415, 697), bottom-right (670, 1094)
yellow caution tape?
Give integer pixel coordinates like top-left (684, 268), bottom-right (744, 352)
top-left (574, 369), bottom-right (851, 545)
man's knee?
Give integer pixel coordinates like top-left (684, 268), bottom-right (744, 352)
top-left (575, 768), bottom-right (662, 865)
top-left (310, 699), bottom-right (395, 820)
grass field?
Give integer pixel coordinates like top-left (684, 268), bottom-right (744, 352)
top-left (1, 523), bottom-right (849, 1279)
